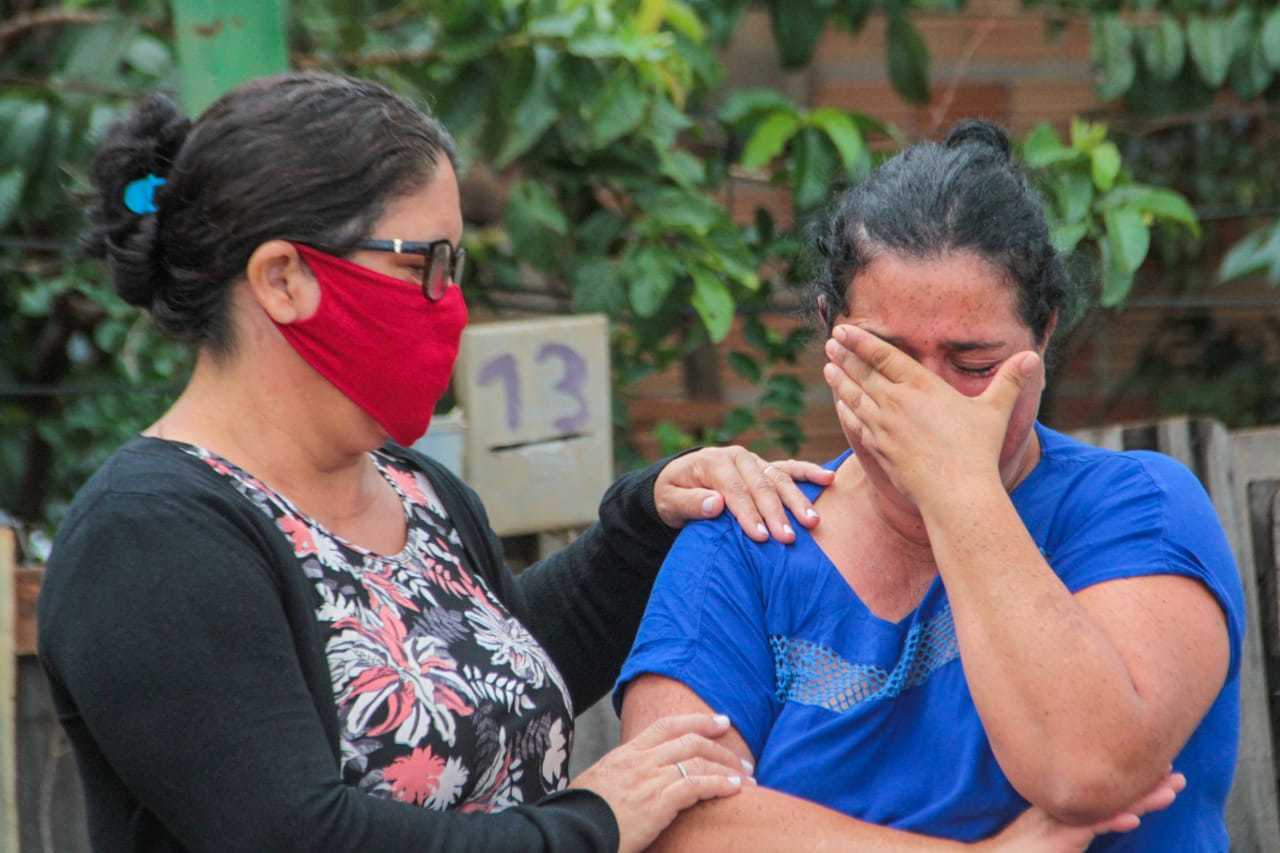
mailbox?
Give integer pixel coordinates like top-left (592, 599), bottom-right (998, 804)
top-left (454, 315), bottom-right (612, 536)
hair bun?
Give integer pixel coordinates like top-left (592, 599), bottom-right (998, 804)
top-left (83, 93), bottom-right (191, 308)
top-left (944, 119), bottom-right (1011, 161)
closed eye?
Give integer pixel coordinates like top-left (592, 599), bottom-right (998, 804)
top-left (955, 362), bottom-right (999, 377)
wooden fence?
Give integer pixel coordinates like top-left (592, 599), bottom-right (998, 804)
top-left (3, 417), bottom-right (1280, 851)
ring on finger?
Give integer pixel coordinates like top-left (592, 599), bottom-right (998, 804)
top-left (762, 463), bottom-right (779, 477)
top-left (675, 761), bottom-right (690, 781)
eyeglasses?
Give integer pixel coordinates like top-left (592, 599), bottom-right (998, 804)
top-left (353, 238), bottom-right (467, 301)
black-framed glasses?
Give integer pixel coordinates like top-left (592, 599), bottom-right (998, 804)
top-left (353, 238), bottom-right (466, 301)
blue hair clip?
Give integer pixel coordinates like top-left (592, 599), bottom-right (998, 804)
top-left (123, 174), bottom-right (166, 215)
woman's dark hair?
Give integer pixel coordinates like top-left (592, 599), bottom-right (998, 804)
top-left (810, 119), bottom-right (1079, 344)
top-left (84, 72), bottom-right (457, 353)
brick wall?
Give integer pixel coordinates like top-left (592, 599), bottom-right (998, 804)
top-left (624, 4), bottom-right (1279, 463)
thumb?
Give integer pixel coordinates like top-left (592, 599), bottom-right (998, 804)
top-left (982, 351), bottom-right (1040, 413)
top-left (661, 488), bottom-right (724, 529)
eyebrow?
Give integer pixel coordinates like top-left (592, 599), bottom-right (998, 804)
top-left (870, 331), bottom-right (1007, 353)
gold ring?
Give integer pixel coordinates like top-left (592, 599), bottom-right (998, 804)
top-left (675, 761), bottom-right (690, 780)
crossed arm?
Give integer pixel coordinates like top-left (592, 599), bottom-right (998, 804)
top-left (821, 323), bottom-right (1230, 822)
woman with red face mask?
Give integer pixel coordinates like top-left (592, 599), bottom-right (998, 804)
top-left (36, 72), bottom-right (834, 853)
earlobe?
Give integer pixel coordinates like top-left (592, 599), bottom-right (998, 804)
top-left (245, 240), bottom-right (318, 324)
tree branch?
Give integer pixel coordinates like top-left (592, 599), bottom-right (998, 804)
top-left (0, 9), bottom-right (109, 54)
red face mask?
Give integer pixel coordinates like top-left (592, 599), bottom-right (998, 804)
top-left (275, 243), bottom-right (468, 446)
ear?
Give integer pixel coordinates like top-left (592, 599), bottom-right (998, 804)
top-left (817, 294), bottom-right (830, 328)
top-left (244, 240), bottom-right (321, 324)
top-left (1037, 310), bottom-right (1059, 355)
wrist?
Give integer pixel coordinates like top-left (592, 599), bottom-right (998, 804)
top-left (913, 468), bottom-right (1004, 517)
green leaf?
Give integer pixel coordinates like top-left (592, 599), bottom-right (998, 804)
top-left (0, 168), bottom-right (25, 230)
top-left (719, 407), bottom-right (757, 437)
top-left (504, 179), bottom-right (566, 269)
top-left (1229, 31), bottom-right (1273, 100)
top-left (1263, 8), bottom-right (1280, 70)
top-left (1098, 240), bottom-right (1135, 307)
top-left (690, 266), bottom-right (735, 341)
top-left (887, 14), bottom-right (931, 105)
top-left (584, 69), bottom-right (647, 147)
top-left (1052, 170), bottom-right (1094, 223)
top-left (63, 20), bottom-right (134, 82)
top-left (768, 0), bottom-right (828, 69)
top-left (728, 351), bottom-right (763, 383)
top-left (494, 47), bottom-right (559, 168)
top-left (658, 149), bottom-right (707, 188)
top-left (1050, 222), bottom-right (1088, 255)
top-left (791, 127), bottom-right (836, 212)
top-left (627, 246), bottom-right (679, 317)
top-left (718, 88), bottom-right (796, 126)
top-left (125, 33), bottom-right (171, 76)
top-left (1136, 18), bottom-right (1185, 83)
top-left (527, 7), bottom-right (589, 38)
top-left (1069, 118), bottom-right (1107, 154)
top-left (741, 110), bottom-right (801, 169)
top-left (655, 420), bottom-right (697, 455)
top-left (1021, 123), bottom-right (1079, 168)
top-left (665, 0), bottom-right (707, 43)
top-left (807, 107), bottom-right (869, 179)
top-left (1092, 14), bottom-right (1135, 100)
top-left (639, 187), bottom-right (722, 235)
top-left (571, 257), bottom-right (627, 316)
top-left (1104, 185), bottom-right (1199, 236)
top-left (1104, 206), bottom-right (1150, 274)
top-left (0, 99), bottom-right (51, 170)
top-left (1186, 15), bottom-right (1235, 88)
top-left (1219, 220), bottom-right (1280, 284)
top-left (1090, 142), bottom-right (1121, 191)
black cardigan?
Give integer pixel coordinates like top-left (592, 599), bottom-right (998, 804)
top-left (37, 437), bottom-right (681, 852)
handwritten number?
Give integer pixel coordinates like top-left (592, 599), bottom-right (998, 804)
top-left (537, 343), bottom-right (590, 432)
top-left (477, 344), bottom-right (589, 433)
top-left (477, 353), bottom-right (521, 430)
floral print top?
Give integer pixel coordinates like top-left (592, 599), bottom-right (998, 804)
top-left (183, 444), bottom-right (574, 813)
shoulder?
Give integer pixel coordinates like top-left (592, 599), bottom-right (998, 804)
top-left (44, 439), bottom-right (286, 594)
top-left (54, 437), bottom-right (262, 541)
top-left (1031, 424), bottom-right (1243, 620)
top-left (1032, 424), bottom-right (1208, 514)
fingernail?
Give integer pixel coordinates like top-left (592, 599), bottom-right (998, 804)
top-left (729, 776), bottom-right (742, 785)
top-left (701, 495), bottom-right (718, 515)
top-left (834, 326), bottom-right (848, 342)
top-left (783, 523), bottom-right (794, 537)
top-left (740, 758), bottom-right (754, 773)
top-left (805, 507), bottom-right (819, 519)
top-left (713, 713), bottom-right (731, 727)
top-left (825, 339), bottom-right (839, 357)
top-left (756, 523), bottom-right (768, 538)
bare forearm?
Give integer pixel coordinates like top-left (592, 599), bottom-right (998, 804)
top-left (649, 784), bottom-right (969, 852)
top-left (919, 478), bottom-right (1161, 820)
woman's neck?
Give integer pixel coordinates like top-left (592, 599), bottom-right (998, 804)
top-left (147, 348), bottom-right (380, 518)
top-left (829, 459), bottom-right (936, 571)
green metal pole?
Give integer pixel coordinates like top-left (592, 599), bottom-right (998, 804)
top-left (170, 0), bottom-right (290, 115)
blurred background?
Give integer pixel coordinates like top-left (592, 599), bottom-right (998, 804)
top-left (2, 0), bottom-right (1278, 544)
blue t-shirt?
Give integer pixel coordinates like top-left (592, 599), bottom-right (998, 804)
top-left (616, 423), bottom-right (1243, 851)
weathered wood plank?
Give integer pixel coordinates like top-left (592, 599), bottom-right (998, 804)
top-left (1, 528), bottom-right (17, 853)
top-left (17, 656), bottom-right (88, 853)
top-left (1220, 425), bottom-right (1280, 851)
top-left (13, 570), bottom-right (39, 659)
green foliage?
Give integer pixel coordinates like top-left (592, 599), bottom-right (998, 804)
top-left (1020, 119), bottom-right (1199, 308)
top-left (7, 0), bottom-right (1267, 535)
